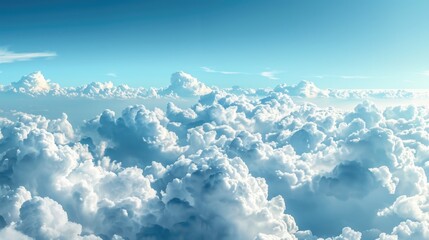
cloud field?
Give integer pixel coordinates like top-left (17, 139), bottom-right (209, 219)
top-left (1, 72), bottom-right (429, 239)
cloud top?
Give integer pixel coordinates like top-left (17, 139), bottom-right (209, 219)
top-left (161, 71), bottom-right (212, 97)
top-left (274, 80), bottom-right (328, 98)
top-left (9, 71), bottom-right (59, 95)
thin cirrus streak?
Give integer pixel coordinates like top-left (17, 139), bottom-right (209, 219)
top-left (201, 66), bottom-right (245, 75)
top-left (0, 49), bottom-right (56, 64)
top-left (340, 75), bottom-right (371, 79)
top-left (421, 70), bottom-right (429, 77)
top-left (106, 73), bottom-right (118, 78)
top-left (202, 66), bottom-right (281, 80)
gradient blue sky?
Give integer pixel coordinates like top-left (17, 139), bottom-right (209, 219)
top-left (1, 0), bottom-right (429, 89)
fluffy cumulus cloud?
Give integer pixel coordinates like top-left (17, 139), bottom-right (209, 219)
top-left (161, 71), bottom-right (212, 97)
top-left (274, 80), bottom-right (329, 98)
top-left (8, 71), bottom-right (60, 95)
top-left (3, 72), bottom-right (429, 239)
top-left (4, 71), bottom-right (429, 100)
top-left (0, 71), bottom-right (210, 99)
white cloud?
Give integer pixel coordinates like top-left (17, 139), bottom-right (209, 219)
top-left (274, 80), bottom-right (328, 98)
top-left (106, 73), bottom-right (117, 78)
top-left (0, 225), bottom-right (32, 240)
top-left (203, 67), bottom-right (284, 81)
top-left (16, 197), bottom-right (100, 240)
top-left (340, 75), bottom-right (371, 79)
top-left (0, 49), bottom-right (56, 64)
top-left (421, 70), bottom-right (429, 77)
top-left (161, 71), bottom-right (212, 97)
top-left (201, 66), bottom-right (244, 75)
top-left (6, 71), bottom-right (429, 100)
top-left (9, 71), bottom-right (59, 95)
top-left (3, 71), bottom-right (429, 239)
top-left (260, 71), bottom-right (280, 80)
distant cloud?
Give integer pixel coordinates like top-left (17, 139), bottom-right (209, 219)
top-left (201, 66), bottom-right (244, 75)
top-left (162, 71), bottom-right (212, 97)
top-left (106, 73), bottom-right (117, 78)
top-left (0, 49), bottom-right (56, 64)
top-left (260, 71), bottom-right (280, 80)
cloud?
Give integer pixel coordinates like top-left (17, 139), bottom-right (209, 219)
top-left (260, 71), bottom-right (280, 80)
top-left (201, 66), bottom-right (244, 75)
top-left (5, 71), bottom-right (429, 100)
top-left (3, 71), bottom-right (429, 239)
top-left (340, 75), bottom-right (371, 79)
top-left (421, 70), bottom-right (429, 77)
top-left (83, 105), bottom-right (184, 167)
top-left (1, 71), bottom-right (212, 99)
top-left (16, 197), bottom-right (100, 240)
top-left (0, 49), bottom-right (56, 64)
top-left (0, 226), bottom-right (32, 240)
top-left (274, 80), bottom-right (328, 98)
top-left (161, 71), bottom-right (212, 97)
top-left (0, 109), bottom-right (298, 239)
top-left (9, 71), bottom-right (60, 95)
top-left (202, 67), bottom-right (283, 81)
top-left (106, 73), bottom-right (117, 78)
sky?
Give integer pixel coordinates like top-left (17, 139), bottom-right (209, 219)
top-left (1, 0), bottom-right (429, 89)
top-left (4, 2), bottom-right (429, 239)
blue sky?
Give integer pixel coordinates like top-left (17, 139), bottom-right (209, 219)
top-left (1, 0), bottom-right (429, 89)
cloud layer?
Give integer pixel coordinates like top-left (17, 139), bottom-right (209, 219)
top-left (1, 72), bottom-right (429, 239)
top-left (1, 71), bottom-right (211, 98)
top-left (2, 71), bottom-right (429, 100)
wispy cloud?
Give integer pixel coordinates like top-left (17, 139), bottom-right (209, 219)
top-left (421, 70), bottom-right (429, 77)
top-left (202, 66), bottom-right (282, 80)
top-left (201, 66), bottom-right (244, 75)
top-left (340, 75), bottom-right (371, 79)
top-left (106, 73), bottom-right (117, 78)
top-left (260, 71), bottom-right (280, 80)
top-left (313, 75), bottom-right (324, 79)
top-left (0, 48), bottom-right (56, 64)
top-left (304, 74), bottom-right (372, 80)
